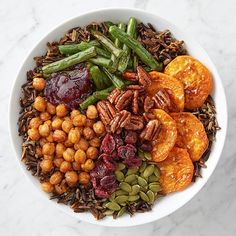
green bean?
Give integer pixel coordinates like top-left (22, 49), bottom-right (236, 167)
top-left (92, 31), bottom-right (124, 59)
top-left (104, 21), bottom-right (115, 28)
top-left (89, 57), bottom-right (112, 68)
top-left (103, 68), bottom-right (125, 89)
top-left (133, 55), bottom-right (138, 71)
top-left (42, 47), bottom-right (97, 76)
top-left (118, 17), bottom-right (137, 72)
top-left (109, 26), bottom-right (163, 71)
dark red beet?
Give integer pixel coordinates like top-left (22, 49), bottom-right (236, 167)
top-left (124, 130), bottom-right (138, 145)
top-left (100, 134), bottom-right (116, 154)
top-left (118, 144), bottom-right (137, 160)
top-left (45, 66), bottom-right (92, 109)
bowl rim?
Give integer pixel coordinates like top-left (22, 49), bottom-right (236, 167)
top-left (8, 7), bottom-right (228, 227)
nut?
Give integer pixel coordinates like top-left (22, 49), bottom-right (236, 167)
top-left (144, 96), bottom-right (154, 112)
top-left (140, 119), bottom-right (161, 141)
top-left (110, 110), bottom-right (131, 133)
top-left (125, 115), bottom-right (144, 130)
top-left (115, 90), bottom-right (133, 111)
top-left (132, 90), bottom-right (139, 114)
top-left (152, 89), bottom-right (172, 112)
top-left (137, 66), bottom-right (151, 87)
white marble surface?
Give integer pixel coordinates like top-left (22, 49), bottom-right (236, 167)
top-left (0, 0), bottom-right (236, 235)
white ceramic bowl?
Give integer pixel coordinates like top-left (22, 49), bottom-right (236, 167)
top-left (9, 8), bottom-right (227, 227)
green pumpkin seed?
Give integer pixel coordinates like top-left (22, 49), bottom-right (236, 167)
top-left (144, 152), bottom-right (152, 160)
top-left (138, 150), bottom-right (145, 159)
top-left (115, 190), bottom-right (128, 196)
top-left (139, 162), bottom-right (147, 173)
top-left (116, 206), bottom-right (126, 218)
top-left (119, 203), bottom-right (126, 206)
top-left (117, 163), bottom-right (126, 170)
top-left (149, 183), bottom-right (161, 192)
top-left (154, 167), bottom-right (160, 178)
top-left (148, 175), bottom-right (159, 182)
top-left (103, 201), bottom-right (108, 208)
top-left (139, 191), bottom-right (150, 203)
top-left (137, 176), bottom-right (148, 187)
top-left (105, 202), bottom-right (121, 211)
top-left (126, 168), bottom-right (139, 175)
top-left (128, 195), bottom-right (140, 201)
top-left (143, 165), bottom-right (155, 178)
top-left (147, 190), bottom-right (155, 204)
top-left (115, 195), bottom-right (128, 204)
top-left (131, 179), bottom-right (138, 185)
top-left (124, 174), bottom-right (136, 183)
top-left (104, 210), bottom-right (114, 216)
top-left (140, 186), bottom-right (148, 192)
top-left (129, 185), bottom-right (140, 195)
top-left (119, 182), bottom-right (132, 192)
top-left (115, 170), bottom-right (125, 182)
top-left (109, 192), bottom-right (116, 201)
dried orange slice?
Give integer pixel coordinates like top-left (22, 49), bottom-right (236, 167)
top-left (164, 56), bottom-right (213, 110)
top-left (171, 112), bottom-right (209, 162)
top-left (151, 109), bottom-right (177, 162)
top-left (147, 71), bottom-right (185, 112)
top-left (156, 147), bottom-right (194, 194)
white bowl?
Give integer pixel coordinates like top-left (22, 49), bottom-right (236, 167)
top-left (9, 8), bottom-right (227, 227)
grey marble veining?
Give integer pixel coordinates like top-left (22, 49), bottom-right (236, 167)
top-left (0, 0), bottom-right (236, 235)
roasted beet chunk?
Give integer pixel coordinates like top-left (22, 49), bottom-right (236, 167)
top-left (100, 134), bottom-right (116, 154)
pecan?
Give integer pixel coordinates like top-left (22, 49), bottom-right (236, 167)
top-left (97, 100), bottom-right (117, 126)
top-left (132, 90), bottom-right (139, 114)
top-left (137, 66), bottom-right (151, 87)
top-left (126, 84), bottom-right (144, 91)
top-left (122, 71), bottom-right (138, 81)
top-left (125, 115), bottom-right (144, 130)
top-left (115, 90), bottom-right (133, 111)
top-left (152, 89), bottom-right (172, 112)
top-left (110, 110), bottom-right (131, 133)
top-left (140, 119), bottom-right (161, 141)
top-left (143, 112), bottom-right (156, 122)
top-left (107, 88), bottom-right (122, 104)
top-left (144, 96), bottom-right (154, 112)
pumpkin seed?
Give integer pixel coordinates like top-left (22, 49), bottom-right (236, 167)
top-left (147, 190), bottom-right (155, 204)
top-left (139, 191), bottom-right (150, 203)
top-left (115, 190), bottom-right (128, 196)
top-left (139, 162), bottom-right (147, 173)
top-left (143, 165), bottom-right (155, 178)
top-left (119, 182), bottom-right (132, 192)
top-left (144, 152), bottom-right (152, 160)
top-left (128, 195), bottom-right (140, 201)
top-left (127, 168), bottom-right (138, 175)
top-left (109, 192), bottom-right (116, 201)
top-left (131, 179), bottom-right (138, 185)
top-left (138, 150), bottom-right (145, 159)
top-left (115, 170), bottom-right (125, 182)
top-left (129, 185), bottom-right (140, 195)
top-left (116, 206), bottom-right (126, 218)
top-left (105, 202), bottom-right (121, 211)
top-left (117, 163), bottom-right (126, 170)
top-left (104, 210), bottom-right (114, 216)
top-left (149, 183), bottom-right (161, 192)
top-left (124, 174), bottom-right (136, 183)
top-left (137, 176), bottom-right (148, 187)
top-left (154, 167), bottom-right (160, 178)
top-left (140, 186), bottom-right (148, 192)
top-left (115, 195), bottom-right (128, 204)
top-left (120, 203), bottom-right (126, 206)
top-left (148, 175), bottom-right (159, 182)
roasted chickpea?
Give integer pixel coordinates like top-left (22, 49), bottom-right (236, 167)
top-left (55, 143), bottom-right (66, 157)
top-left (93, 121), bottom-right (105, 135)
top-left (89, 137), bottom-right (101, 147)
top-left (64, 139), bottom-right (74, 148)
top-left (41, 182), bottom-right (54, 193)
top-left (60, 161), bottom-right (72, 173)
top-left (34, 96), bottom-right (47, 112)
top-left (72, 161), bottom-right (81, 171)
top-left (86, 105), bottom-right (98, 119)
top-left (70, 110), bottom-right (80, 119)
top-left (46, 132), bottom-right (54, 142)
top-left (40, 159), bottom-right (53, 173)
top-left (81, 159), bottom-right (95, 172)
top-left (65, 171), bottom-right (78, 186)
top-left (44, 120), bottom-right (52, 127)
top-left (62, 119), bottom-right (73, 133)
top-left (56, 104), bottom-right (68, 117)
top-left (74, 138), bottom-right (89, 151)
top-left (73, 114), bottom-right (86, 127)
top-left (83, 127), bottom-right (95, 140)
top-left (53, 130), bottom-right (67, 142)
top-left (51, 117), bottom-right (63, 130)
top-left (75, 126), bottom-right (83, 135)
top-left (33, 77), bottom-right (46, 91)
top-left (43, 155), bottom-right (54, 160)
top-left (28, 128), bottom-right (41, 141)
top-left (40, 112), bottom-right (51, 121)
top-left (63, 148), bottom-right (75, 162)
top-left (29, 117), bottom-right (42, 129)
top-left (78, 172), bottom-right (90, 185)
top-left (54, 180), bottom-right (67, 194)
top-left (86, 147), bottom-right (98, 160)
top-left (46, 102), bottom-right (56, 115)
top-left (68, 128), bottom-right (80, 144)
top-left (74, 149), bottom-right (86, 164)
top-left (39, 123), bottom-right (50, 137)
top-left (42, 143), bottom-right (55, 156)
top-left (36, 146), bottom-right (42, 157)
top-left (50, 171), bottom-right (63, 185)
top-left (39, 138), bottom-right (47, 147)
top-left (85, 119), bottom-right (95, 128)
top-left (54, 158), bottom-right (64, 168)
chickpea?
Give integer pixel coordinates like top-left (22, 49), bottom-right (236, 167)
top-left (39, 123), bottom-right (50, 137)
top-left (93, 121), bottom-right (105, 135)
top-left (83, 127), bottom-right (95, 140)
top-left (75, 126), bottom-right (83, 135)
top-left (60, 161), bottom-right (72, 173)
top-left (39, 138), bottom-right (47, 147)
top-left (78, 172), bottom-right (90, 185)
top-left (62, 119), bottom-right (73, 133)
top-left (40, 159), bottom-right (53, 173)
top-left (74, 149), bottom-right (86, 164)
top-left (70, 110), bottom-right (80, 119)
top-left (55, 143), bottom-right (66, 157)
top-left (81, 159), bottom-right (95, 172)
top-left (85, 119), bottom-right (95, 128)
top-left (72, 161), bottom-right (81, 171)
top-left (54, 180), bottom-right (67, 194)
top-left (42, 143), bottom-right (55, 156)
top-left (86, 147), bottom-right (98, 160)
top-left (53, 130), bottom-right (66, 142)
top-left (28, 128), bottom-right (41, 141)
top-left (68, 128), bottom-right (80, 144)
top-left (74, 138), bottom-right (89, 151)
top-left (56, 104), bottom-right (68, 117)
top-left (33, 77), bottom-right (46, 91)
top-left (34, 96), bottom-right (47, 112)
top-left (65, 171), bottom-right (78, 186)
top-left (29, 117), bottom-right (42, 129)
top-left (63, 148), bottom-right (75, 162)
top-left (47, 102), bottom-right (56, 115)
top-left (43, 155), bottom-right (54, 160)
top-left (89, 137), bottom-right (101, 147)
top-left (52, 117), bottom-right (63, 130)
top-left (64, 139), bottom-right (74, 147)
top-left (73, 114), bottom-right (86, 127)
top-left (54, 158), bottom-right (64, 168)
top-left (36, 146), bottom-right (42, 157)
top-left (86, 105), bottom-right (98, 119)
top-left (44, 120), bottom-right (52, 127)
top-left (39, 112), bottom-right (50, 121)
top-left (50, 171), bottom-right (63, 185)
top-left (41, 182), bottom-right (54, 193)
top-left (46, 132), bottom-right (54, 142)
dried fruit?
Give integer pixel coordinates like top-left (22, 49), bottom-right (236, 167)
top-left (100, 134), bottom-right (116, 154)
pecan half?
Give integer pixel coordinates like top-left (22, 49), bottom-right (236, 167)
top-left (126, 84), bottom-right (144, 91)
top-left (115, 90), bottom-right (133, 111)
top-left (132, 90), bottom-right (139, 114)
top-left (125, 115), bottom-right (144, 130)
top-left (110, 110), bottom-right (131, 133)
top-left (97, 100), bottom-right (117, 126)
top-left (140, 119), bottom-right (161, 141)
top-left (143, 112), bottom-right (156, 122)
top-left (122, 71), bottom-right (138, 81)
top-left (152, 89), bottom-right (172, 112)
top-left (137, 66), bottom-right (151, 87)
top-left (107, 88), bottom-right (122, 104)
top-left (144, 96), bottom-right (154, 112)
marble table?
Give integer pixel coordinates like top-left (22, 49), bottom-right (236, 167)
top-left (1, 0), bottom-right (235, 235)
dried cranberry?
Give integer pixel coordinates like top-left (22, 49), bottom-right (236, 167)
top-left (140, 141), bottom-right (153, 152)
top-left (100, 134), bottom-right (116, 154)
top-left (102, 155), bottom-right (118, 171)
top-left (124, 130), bottom-right (138, 144)
top-left (118, 144), bottom-right (137, 159)
top-left (95, 188), bottom-right (110, 198)
top-left (113, 134), bottom-right (124, 148)
top-left (100, 175), bottom-right (118, 191)
top-left (123, 156), bottom-right (142, 168)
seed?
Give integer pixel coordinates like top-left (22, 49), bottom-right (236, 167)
top-left (137, 176), bottom-right (148, 187)
top-left (131, 180), bottom-right (138, 185)
top-left (144, 152), bottom-right (152, 160)
top-left (147, 190), bottom-right (155, 204)
top-left (104, 210), bottom-right (114, 216)
top-left (116, 206), bottom-right (126, 218)
top-left (124, 174), bottom-right (136, 183)
top-left (138, 150), bottom-right (145, 160)
top-left (139, 162), bottom-right (147, 173)
top-left (143, 165), bottom-right (155, 178)
top-left (140, 191), bottom-right (150, 203)
top-left (129, 185), bottom-right (140, 195)
top-left (115, 190), bottom-right (128, 196)
top-left (115, 195), bottom-right (128, 204)
top-left (128, 195), bottom-right (140, 202)
top-left (126, 168), bottom-right (138, 175)
top-left (115, 170), bottom-right (125, 182)
top-left (154, 167), bottom-right (160, 178)
top-left (109, 192), bottom-right (116, 201)
top-left (149, 183), bottom-right (161, 193)
top-left (105, 202), bottom-right (121, 211)
top-left (148, 175), bottom-right (159, 182)
top-left (119, 182), bottom-right (132, 193)
top-left (140, 186), bottom-right (148, 192)
top-left (119, 203), bottom-right (126, 206)
top-left (117, 163), bottom-right (126, 170)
